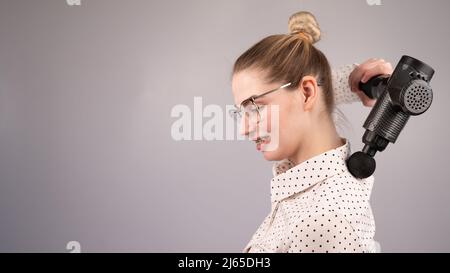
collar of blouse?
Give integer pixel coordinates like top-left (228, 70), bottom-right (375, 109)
top-left (270, 139), bottom-right (351, 204)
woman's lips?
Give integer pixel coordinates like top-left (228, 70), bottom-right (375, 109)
top-left (255, 136), bottom-right (270, 151)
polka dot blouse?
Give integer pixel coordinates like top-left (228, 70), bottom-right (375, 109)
top-left (242, 65), bottom-right (378, 253)
top-left (332, 64), bottom-right (361, 105)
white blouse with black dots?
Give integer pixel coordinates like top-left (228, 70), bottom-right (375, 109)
top-left (332, 64), bottom-right (361, 105)
top-left (242, 64), bottom-right (378, 253)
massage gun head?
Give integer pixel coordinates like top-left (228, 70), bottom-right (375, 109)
top-left (346, 152), bottom-right (376, 179)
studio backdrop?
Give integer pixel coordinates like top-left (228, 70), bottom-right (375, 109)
top-left (0, 0), bottom-right (449, 252)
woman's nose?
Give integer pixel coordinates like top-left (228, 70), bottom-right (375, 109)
top-left (239, 114), bottom-right (259, 136)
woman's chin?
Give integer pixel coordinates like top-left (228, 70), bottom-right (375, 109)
top-left (257, 140), bottom-right (286, 161)
top-left (261, 148), bottom-right (283, 161)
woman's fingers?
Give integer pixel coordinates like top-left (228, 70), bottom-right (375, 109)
top-left (361, 61), bottom-right (393, 83)
top-left (349, 59), bottom-right (381, 92)
top-left (355, 91), bottom-right (376, 107)
top-left (348, 58), bottom-right (393, 107)
top-left (350, 59), bottom-right (392, 91)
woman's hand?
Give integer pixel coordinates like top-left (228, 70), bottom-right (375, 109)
top-left (349, 58), bottom-right (393, 107)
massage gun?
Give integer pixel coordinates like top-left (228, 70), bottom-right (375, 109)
top-left (346, 55), bottom-right (435, 179)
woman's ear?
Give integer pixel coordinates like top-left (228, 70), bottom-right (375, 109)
top-left (299, 76), bottom-right (319, 111)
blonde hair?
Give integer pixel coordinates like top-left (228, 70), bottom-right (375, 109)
top-left (288, 11), bottom-right (321, 44)
top-left (233, 11), bottom-right (335, 113)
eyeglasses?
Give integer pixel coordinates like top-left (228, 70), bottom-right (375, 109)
top-left (229, 82), bottom-right (292, 121)
top-left (229, 78), bottom-right (324, 121)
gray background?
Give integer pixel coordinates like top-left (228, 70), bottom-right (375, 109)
top-left (0, 0), bottom-right (449, 252)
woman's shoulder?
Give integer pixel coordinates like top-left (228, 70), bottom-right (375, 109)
top-left (318, 171), bottom-right (375, 201)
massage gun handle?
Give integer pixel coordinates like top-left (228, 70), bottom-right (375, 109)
top-left (358, 75), bottom-right (389, 100)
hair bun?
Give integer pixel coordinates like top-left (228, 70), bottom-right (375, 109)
top-left (288, 11), bottom-right (321, 44)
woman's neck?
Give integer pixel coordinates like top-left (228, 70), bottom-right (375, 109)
top-left (288, 115), bottom-right (344, 166)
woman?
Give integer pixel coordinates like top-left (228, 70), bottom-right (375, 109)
top-left (230, 11), bottom-right (392, 253)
